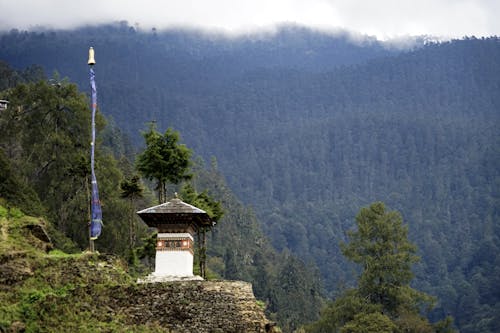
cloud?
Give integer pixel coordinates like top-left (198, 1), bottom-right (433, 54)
top-left (0, 0), bottom-right (499, 39)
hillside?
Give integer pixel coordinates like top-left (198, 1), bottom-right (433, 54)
top-left (0, 203), bottom-right (272, 333)
top-left (0, 63), bottom-right (323, 332)
top-left (1, 25), bottom-right (499, 332)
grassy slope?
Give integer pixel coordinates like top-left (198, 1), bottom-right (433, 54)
top-left (0, 204), bottom-right (168, 333)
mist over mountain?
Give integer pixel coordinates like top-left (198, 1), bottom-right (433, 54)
top-left (1, 24), bottom-right (499, 332)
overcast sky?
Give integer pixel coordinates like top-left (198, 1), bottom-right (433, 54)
top-left (1, 0), bottom-right (499, 39)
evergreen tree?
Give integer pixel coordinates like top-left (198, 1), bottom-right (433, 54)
top-left (341, 202), bottom-right (425, 316)
top-left (268, 254), bottom-right (324, 332)
top-left (0, 148), bottom-right (44, 216)
top-left (180, 183), bottom-right (224, 222)
top-left (341, 312), bottom-right (396, 333)
top-left (306, 202), bottom-right (454, 333)
top-left (0, 70), bottom-right (149, 257)
top-left (136, 123), bottom-right (192, 203)
top-left (0, 79), bottom-right (93, 241)
top-left (180, 182), bottom-right (224, 278)
top-left (120, 174), bottom-right (144, 252)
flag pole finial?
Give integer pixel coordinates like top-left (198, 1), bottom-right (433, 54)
top-left (88, 47), bottom-right (96, 65)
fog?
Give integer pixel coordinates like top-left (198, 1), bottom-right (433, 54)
top-left (1, 0), bottom-right (499, 39)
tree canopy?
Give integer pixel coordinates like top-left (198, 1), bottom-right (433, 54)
top-left (341, 202), bottom-right (423, 316)
top-left (136, 123), bottom-right (192, 203)
top-left (0, 67), bottom-right (153, 256)
top-left (306, 202), bottom-right (453, 333)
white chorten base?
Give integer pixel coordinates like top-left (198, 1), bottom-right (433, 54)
top-left (137, 249), bottom-right (204, 283)
top-left (137, 232), bottom-right (201, 283)
top-left (155, 250), bottom-right (194, 276)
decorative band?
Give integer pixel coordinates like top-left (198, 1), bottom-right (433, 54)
top-left (156, 239), bottom-right (193, 251)
top-left (156, 247), bottom-right (194, 254)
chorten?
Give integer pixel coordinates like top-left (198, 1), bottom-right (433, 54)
top-left (137, 196), bottom-right (213, 280)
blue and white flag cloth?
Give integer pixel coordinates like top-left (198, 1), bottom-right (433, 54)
top-left (89, 67), bottom-right (102, 240)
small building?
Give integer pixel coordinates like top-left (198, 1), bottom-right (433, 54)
top-left (0, 100), bottom-right (9, 111)
top-left (137, 196), bottom-right (213, 280)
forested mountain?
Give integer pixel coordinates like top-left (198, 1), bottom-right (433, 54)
top-left (1, 24), bottom-right (499, 332)
top-left (0, 61), bottom-right (323, 331)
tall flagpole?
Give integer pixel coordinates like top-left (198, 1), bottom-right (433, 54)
top-left (88, 47), bottom-right (102, 251)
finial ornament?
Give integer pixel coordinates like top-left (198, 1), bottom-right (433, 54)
top-left (88, 47), bottom-right (96, 65)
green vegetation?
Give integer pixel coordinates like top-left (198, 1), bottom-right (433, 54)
top-left (305, 203), bottom-right (454, 333)
top-left (120, 174), bottom-right (144, 257)
top-left (1, 26), bottom-right (499, 332)
top-left (189, 164), bottom-right (324, 331)
top-left (0, 62), bottom-right (323, 331)
top-left (0, 65), bottom-right (154, 260)
top-left (0, 203), bottom-right (148, 332)
top-left (341, 202), bottom-right (429, 318)
top-left (136, 123), bottom-right (193, 203)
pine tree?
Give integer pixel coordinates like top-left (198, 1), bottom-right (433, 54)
top-left (120, 174), bottom-right (144, 252)
top-left (306, 202), bottom-right (454, 333)
top-left (180, 182), bottom-right (224, 278)
top-left (341, 201), bottom-right (423, 316)
top-left (136, 123), bottom-right (192, 203)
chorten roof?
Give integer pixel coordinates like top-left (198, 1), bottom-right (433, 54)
top-left (136, 198), bottom-right (214, 229)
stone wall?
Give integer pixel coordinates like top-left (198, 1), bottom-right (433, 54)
top-left (105, 280), bottom-right (271, 333)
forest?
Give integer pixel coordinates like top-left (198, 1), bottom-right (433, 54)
top-left (0, 61), bottom-right (323, 332)
top-left (0, 24), bottom-right (499, 332)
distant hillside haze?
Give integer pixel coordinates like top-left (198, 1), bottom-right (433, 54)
top-left (0, 25), bottom-right (401, 89)
top-left (1, 24), bottom-right (499, 333)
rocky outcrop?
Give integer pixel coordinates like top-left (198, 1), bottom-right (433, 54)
top-left (23, 219), bottom-right (52, 251)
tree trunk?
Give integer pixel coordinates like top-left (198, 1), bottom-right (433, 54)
top-left (198, 228), bottom-right (207, 279)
